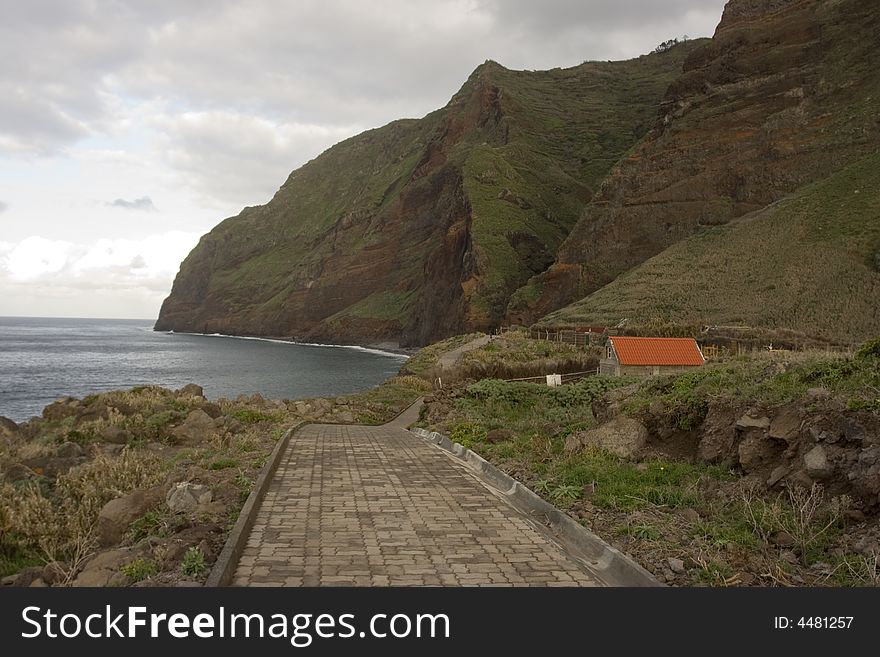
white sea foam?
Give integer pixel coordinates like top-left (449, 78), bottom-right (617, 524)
top-left (158, 330), bottom-right (409, 359)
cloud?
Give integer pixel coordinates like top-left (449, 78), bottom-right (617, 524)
top-left (0, 201), bottom-right (7, 213)
top-left (155, 110), bottom-right (359, 205)
top-left (0, 231), bottom-right (201, 317)
top-left (109, 196), bottom-right (157, 211)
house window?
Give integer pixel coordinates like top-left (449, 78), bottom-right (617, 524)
top-left (606, 346), bottom-right (614, 359)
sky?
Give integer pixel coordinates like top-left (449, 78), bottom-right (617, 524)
top-left (0, 0), bottom-right (728, 320)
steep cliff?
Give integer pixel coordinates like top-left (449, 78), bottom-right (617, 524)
top-left (510, 0), bottom-right (880, 324)
top-left (156, 48), bottom-right (699, 346)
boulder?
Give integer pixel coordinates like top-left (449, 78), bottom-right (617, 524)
top-left (768, 408), bottom-right (801, 443)
top-left (199, 402), bottom-right (223, 419)
top-left (55, 441), bottom-right (84, 458)
top-left (42, 398), bottom-right (80, 422)
top-left (0, 416), bottom-right (20, 440)
top-left (803, 445), bottom-right (832, 479)
top-left (566, 417), bottom-right (648, 458)
top-left (177, 384), bottom-right (205, 399)
top-left (171, 409), bottom-right (217, 445)
top-left (335, 411), bottom-right (355, 423)
top-left (166, 482), bottom-right (213, 513)
top-left (1, 461), bottom-right (37, 482)
top-left (736, 413), bottom-right (770, 431)
top-left (737, 434), bottom-right (782, 473)
top-left (71, 548), bottom-right (144, 587)
top-left (100, 426), bottom-right (132, 445)
top-left (97, 485), bottom-right (166, 547)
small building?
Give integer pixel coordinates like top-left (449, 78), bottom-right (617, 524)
top-left (600, 336), bottom-right (706, 377)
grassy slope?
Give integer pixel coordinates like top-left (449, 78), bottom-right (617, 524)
top-left (541, 153), bottom-right (880, 343)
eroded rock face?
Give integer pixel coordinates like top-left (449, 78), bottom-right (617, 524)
top-left (515, 0), bottom-right (880, 322)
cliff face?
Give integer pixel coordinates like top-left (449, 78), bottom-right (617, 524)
top-left (156, 47), bottom-right (699, 345)
top-left (509, 0), bottom-right (880, 324)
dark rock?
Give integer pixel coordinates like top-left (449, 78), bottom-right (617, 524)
top-left (486, 429), bottom-right (513, 444)
top-left (737, 434), bottom-right (782, 472)
top-left (0, 416), bottom-right (20, 439)
top-left (42, 398), bottom-right (80, 422)
top-left (767, 464), bottom-right (790, 487)
top-left (771, 531), bottom-right (796, 548)
top-left (844, 509), bottom-right (866, 523)
top-left (199, 402), bottom-right (223, 419)
top-left (177, 384), bottom-right (205, 398)
top-left (55, 441), bottom-right (84, 458)
top-left (768, 407), bottom-right (801, 443)
top-left (1, 566), bottom-right (43, 587)
top-left (1, 462), bottom-right (36, 482)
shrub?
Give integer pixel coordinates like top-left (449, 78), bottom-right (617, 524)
top-left (181, 547), bottom-right (208, 576)
top-left (121, 558), bottom-right (157, 583)
top-left (449, 422), bottom-right (486, 449)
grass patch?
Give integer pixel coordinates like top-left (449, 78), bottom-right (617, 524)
top-left (121, 558), bottom-right (157, 583)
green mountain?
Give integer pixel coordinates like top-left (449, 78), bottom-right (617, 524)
top-left (510, 0), bottom-right (880, 327)
top-left (155, 45), bottom-right (703, 345)
top-left (540, 152), bottom-right (880, 344)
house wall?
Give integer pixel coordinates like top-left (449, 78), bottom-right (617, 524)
top-left (618, 364), bottom-right (702, 377)
top-left (599, 357), bottom-right (620, 376)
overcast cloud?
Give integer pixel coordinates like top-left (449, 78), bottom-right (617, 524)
top-left (0, 0), bottom-right (728, 319)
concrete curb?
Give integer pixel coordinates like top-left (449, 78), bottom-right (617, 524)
top-left (206, 421), bottom-right (307, 587)
top-left (410, 427), bottom-right (662, 587)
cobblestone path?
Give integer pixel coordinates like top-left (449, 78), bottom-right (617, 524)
top-left (231, 404), bottom-right (599, 587)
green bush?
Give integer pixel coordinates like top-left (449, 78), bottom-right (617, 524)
top-left (449, 422), bottom-right (486, 448)
top-left (181, 547), bottom-right (208, 576)
top-left (121, 558), bottom-right (157, 583)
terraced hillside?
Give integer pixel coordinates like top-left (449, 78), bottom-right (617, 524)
top-left (540, 153), bottom-right (880, 344)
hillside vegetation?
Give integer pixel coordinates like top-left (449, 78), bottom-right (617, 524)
top-left (511, 0), bottom-right (880, 325)
top-left (541, 153), bottom-right (880, 344)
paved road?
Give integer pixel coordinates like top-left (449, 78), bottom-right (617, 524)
top-left (231, 402), bottom-right (599, 587)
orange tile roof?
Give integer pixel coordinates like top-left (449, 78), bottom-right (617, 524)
top-left (609, 337), bottom-right (705, 367)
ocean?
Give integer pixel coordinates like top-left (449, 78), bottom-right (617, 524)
top-left (0, 317), bottom-right (409, 422)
